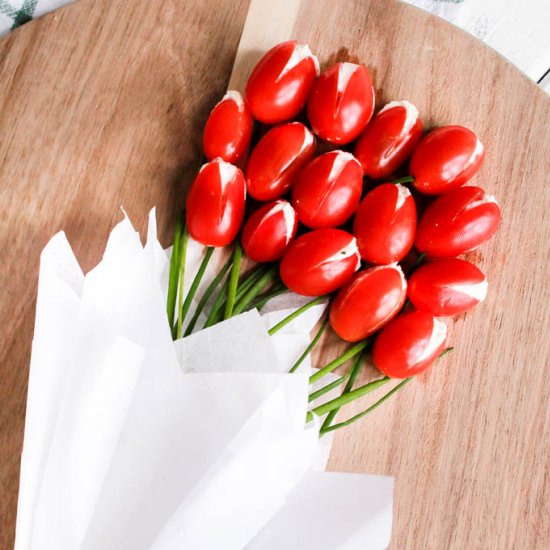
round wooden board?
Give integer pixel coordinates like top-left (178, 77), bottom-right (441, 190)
top-left (1, 0), bottom-right (549, 548)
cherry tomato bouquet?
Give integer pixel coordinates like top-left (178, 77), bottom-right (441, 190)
top-left (167, 40), bottom-right (501, 435)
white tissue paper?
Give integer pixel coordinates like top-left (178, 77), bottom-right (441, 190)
top-left (15, 209), bottom-right (394, 550)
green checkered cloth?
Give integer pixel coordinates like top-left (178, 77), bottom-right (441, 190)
top-left (0, 0), bottom-right (72, 34)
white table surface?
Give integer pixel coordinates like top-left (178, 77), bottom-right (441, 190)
top-left (404, 0), bottom-right (550, 93)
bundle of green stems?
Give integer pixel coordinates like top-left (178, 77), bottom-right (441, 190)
top-left (166, 225), bottom-right (451, 435)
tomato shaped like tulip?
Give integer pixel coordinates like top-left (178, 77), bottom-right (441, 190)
top-left (410, 125), bottom-right (485, 195)
top-left (186, 159), bottom-right (246, 247)
top-left (372, 311), bottom-right (447, 378)
top-left (329, 264), bottom-right (407, 342)
top-left (246, 122), bottom-right (315, 201)
top-left (408, 258), bottom-right (487, 316)
top-left (307, 62), bottom-right (375, 144)
top-left (353, 183), bottom-right (417, 265)
top-left (354, 100), bottom-right (423, 178)
top-left (241, 200), bottom-right (298, 262)
top-left (245, 40), bottom-right (319, 124)
top-left (291, 151), bottom-right (363, 228)
top-left (203, 91), bottom-right (253, 164)
top-left (415, 186), bottom-right (501, 258)
top-left (280, 229), bottom-right (360, 296)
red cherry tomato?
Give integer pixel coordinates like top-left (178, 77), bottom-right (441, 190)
top-left (329, 265), bottom-right (407, 342)
top-left (372, 311), bottom-right (447, 378)
top-left (280, 229), bottom-right (360, 296)
top-left (354, 100), bottom-right (423, 178)
top-left (353, 183), bottom-right (417, 265)
top-left (415, 186), bottom-right (501, 258)
top-left (246, 122), bottom-right (315, 201)
top-left (203, 91), bottom-right (253, 164)
top-left (307, 62), bottom-right (375, 144)
top-left (245, 41), bottom-right (319, 124)
top-left (410, 126), bottom-right (485, 195)
top-left (241, 200), bottom-right (298, 262)
top-left (186, 159), bottom-right (246, 247)
top-left (408, 258), bottom-right (487, 316)
top-left (291, 151), bottom-right (363, 228)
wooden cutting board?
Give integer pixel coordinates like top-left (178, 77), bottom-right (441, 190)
top-left (0, 0), bottom-right (549, 548)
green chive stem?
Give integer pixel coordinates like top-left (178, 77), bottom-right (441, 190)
top-left (234, 265), bottom-right (268, 304)
top-left (407, 252), bottom-right (426, 275)
top-left (308, 371), bottom-right (351, 403)
top-left (320, 349), bottom-right (366, 431)
top-left (320, 378), bottom-right (413, 433)
top-left (319, 347), bottom-right (454, 433)
top-left (232, 266), bottom-right (278, 316)
top-left (184, 255), bottom-right (233, 336)
top-left (203, 263), bottom-right (266, 328)
top-left (309, 339), bottom-right (370, 384)
top-left (248, 286), bottom-right (288, 312)
top-left (224, 243), bottom-right (243, 319)
top-left (306, 376), bottom-right (390, 421)
top-left (289, 316), bottom-right (329, 373)
top-left (203, 278), bottom-right (229, 328)
top-left (392, 175), bottom-right (415, 184)
top-left (167, 217), bottom-right (183, 331)
top-left (174, 226), bottom-right (189, 339)
top-left (268, 295), bottom-right (327, 336)
top-left (176, 246), bottom-right (214, 339)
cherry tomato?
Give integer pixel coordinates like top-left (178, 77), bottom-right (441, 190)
top-left (408, 258), bottom-right (487, 316)
top-left (354, 100), bottom-right (423, 178)
top-left (280, 229), bottom-right (360, 296)
top-left (246, 122), bottom-right (315, 201)
top-left (353, 183), bottom-right (417, 265)
top-left (410, 125), bottom-right (485, 195)
top-left (203, 91), bottom-right (253, 164)
top-left (307, 62), bottom-right (375, 144)
top-left (291, 151), bottom-right (363, 228)
top-left (415, 186), bottom-right (501, 258)
top-left (372, 311), bottom-right (447, 378)
top-left (241, 200), bottom-right (298, 262)
top-left (329, 264), bottom-right (407, 342)
top-left (186, 159), bottom-right (246, 247)
top-left (245, 41), bottom-right (319, 124)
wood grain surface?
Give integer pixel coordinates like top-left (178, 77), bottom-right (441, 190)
top-left (1, 0), bottom-right (549, 548)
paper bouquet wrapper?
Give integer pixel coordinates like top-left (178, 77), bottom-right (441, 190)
top-left (15, 211), bottom-right (394, 550)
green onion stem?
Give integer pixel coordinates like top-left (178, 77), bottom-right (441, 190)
top-left (392, 175), bottom-right (415, 184)
top-left (203, 278), bottom-right (229, 329)
top-left (176, 246), bottom-right (214, 339)
top-left (321, 378), bottom-right (413, 433)
top-left (232, 266), bottom-right (278, 316)
top-left (408, 251), bottom-right (426, 275)
top-left (167, 217), bottom-right (183, 332)
top-left (248, 285), bottom-right (288, 312)
top-left (224, 243), bottom-right (243, 319)
top-left (235, 265), bottom-right (268, 301)
top-left (308, 371), bottom-right (351, 403)
top-left (268, 295), bottom-right (328, 336)
top-left (289, 316), bottom-right (329, 373)
top-left (306, 376), bottom-right (390, 422)
top-left (320, 349), bottom-right (366, 431)
top-left (174, 226), bottom-right (189, 339)
top-left (183, 255), bottom-right (233, 336)
top-left (203, 263), bottom-right (266, 329)
top-left (309, 339), bottom-right (370, 384)
top-left (319, 347), bottom-right (454, 433)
